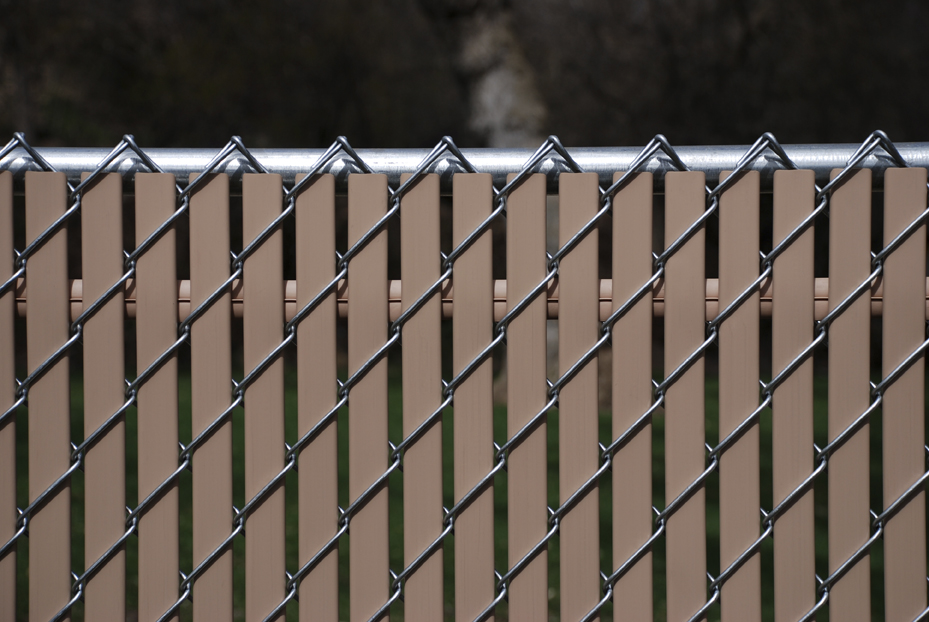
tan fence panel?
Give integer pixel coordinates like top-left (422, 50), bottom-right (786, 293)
top-left (348, 173), bottom-right (389, 622)
top-left (452, 173), bottom-right (495, 622)
top-left (13, 142), bottom-right (929, 621)
top-left (771, 170), bottom-right (816, 622)
top-left (26, 171), bottom-right (72, 621)
top-left (243, 173), bottom-right (285, 621)
top-left (558, 172), bottom-right (600, 620)
top-left (882, 167), bottom-right (927, 621)
top-left (612, 171), bottom-right (653, 620)
top-left (25, 171), bottom-right (71, 621)
top-left (135, 173), bottom-right (180, 622)
top-left (81, 172), bottom-right (126, 619)
top-left (664, 171), bottom-right (707, 622)
top-left (296, 173), bottom-right (338, 622)
top-left (506, 173), bottom-right (548, 621)
top-left (717, 170), bottom-right (760, 620)
top-left (189, 173), bottom-right (234, 620)
top-left (828, 168), bottom-right (871, 621)
top-left (401, 173), bottom-right (444, 620)
top-left (0, 170), bottom-right (14, 621)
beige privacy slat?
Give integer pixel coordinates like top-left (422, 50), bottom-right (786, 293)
top-left (0, 171), bottom-right (14, 622)
top-left (135, 173), bottom-right (180, 622)
top-left (25, 171), bottom-right (71, 622)
top-left (243, 173), bottom-right (285, 622)
top-left (347, 173), bottom-right (389, 622)
top-left (717, 170), bottom-right (761, 621)
top-left (189, 173), bottom-right (234, 621)
top-left (611, 172), bottom-right (653, 620)
top-left (400, 173), bottom-right (444, 620)
top-left (452, 173), bottom-right (495, 622)
top-left (663, 171), bottom-right (707, 622)
top-left (296, 173), bottom-right (338, 622)
top-left (771, 170), bottom-right (815, 622)
top-left (506, 173), bottom-right (548, 621)
top-left (827, 168), bottom-right (871, 621)
top-left (558, 172), bottom-right (600, 620)
top-left (81, 172), bottom-right (126, 620)
top-left (882, 167), bottom-right (927, 621)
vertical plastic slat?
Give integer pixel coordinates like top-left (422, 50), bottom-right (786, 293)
top-left (296, 173), bottom-right (338, 622)
top-left (25, 171), bottom-right (71, 622)
top-left (0, 171), bottom-right (14, 621)
top-left (81, 172), bottom-right (126, 620)
top-left (400, 173), bottom-right (444, 620)
top-left (452, 173), bottom-right (495, 622)
top-left (347, 173), bottom-right (389, 622)
top-left (717, 170), bottom-right (760, 620)
top-left (135, 173), bottom-right (180, 622)
top-left (771, 170), bottom-right (815, 622)
top-left (827, 168), bottom-right (871, 621)
top-left (506, 173), bottom-right (548, 621)
top-left (882, 167), bottom-right (927, 622)
top-left (612, 171), bottom-right (653, 620)
top-left (663, 171), bottom-right (707, 622)
top-left (558, 172), bottom-right (600, 620)
top-left (243, 173), bottom-right (285, 621)
top-left (189, 173), bottom-right (234, 621)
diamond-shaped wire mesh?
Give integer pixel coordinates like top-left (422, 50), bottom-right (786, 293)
top-left (1, 130), bottom-right (928, 622)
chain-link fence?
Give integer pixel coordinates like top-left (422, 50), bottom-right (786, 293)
top-left (1, 131), bottom-right (928, 621)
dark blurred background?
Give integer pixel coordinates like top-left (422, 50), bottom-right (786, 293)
top-left (2, 0), bottom-right (928, 150)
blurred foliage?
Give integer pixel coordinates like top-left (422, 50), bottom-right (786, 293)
top-left (0, 0), bottom-right (471, 147)
top-left (2, 0), bottom-right (928, 148)
top-left (512, 0), bottom-right (929, 145)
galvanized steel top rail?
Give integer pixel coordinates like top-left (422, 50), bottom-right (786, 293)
top-left (3, 142), bottom-right (929, 193)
